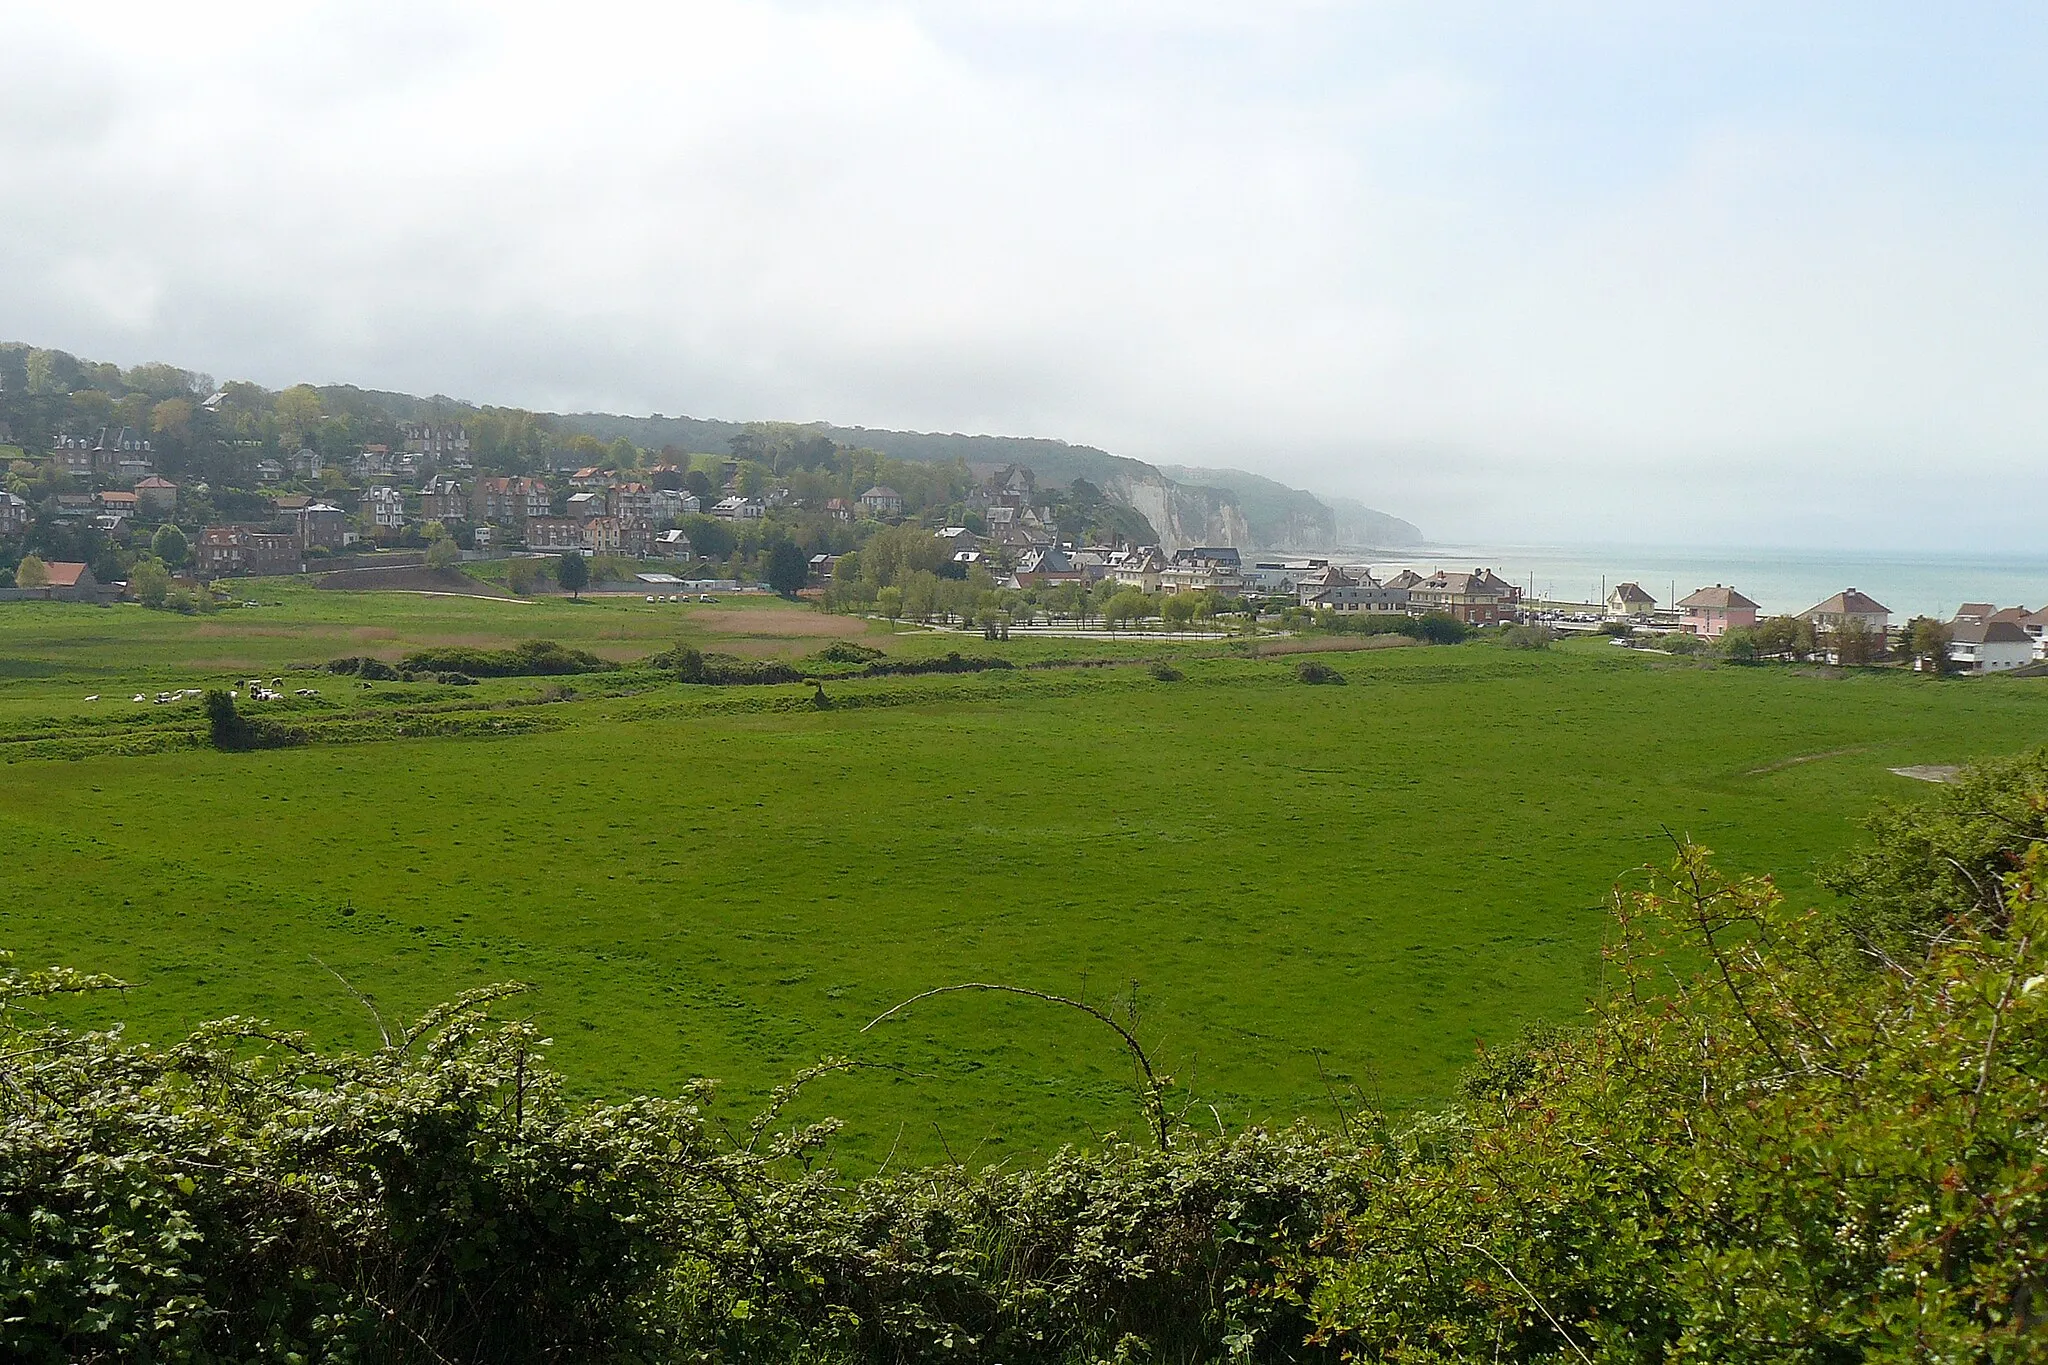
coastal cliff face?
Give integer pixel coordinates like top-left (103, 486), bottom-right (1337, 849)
top-left (1103, 471), bottom-right (1254, 554)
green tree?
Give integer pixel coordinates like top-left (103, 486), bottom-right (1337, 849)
top-left (426, 537), bottom-right (461, 570)
top-left (129, 555), bottom-right (171, 608)
top-left (150, 523), bottom-right (188, 570)
top-left (1908, 616), bottom-right (1953, 674)
top-left (877, 585), bottom-right (903, 628)
top-left (1717, 625), bottom-right (1759, 662)
top-left (1831, 616), bottom-right (1880, 665)
top-left (1160, 594), bottom-right (1196, 630)
top-left (555, 551), bottom-right (590, 599)
top-left (13, 553), bottom-right (48, 588)
top-left (274, 384), bottom-right (322, 444)
top-left (766, 540), bottom-right (808, 597)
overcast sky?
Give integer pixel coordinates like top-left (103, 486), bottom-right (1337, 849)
top-left (3, 2), bottom-right (2044, 549)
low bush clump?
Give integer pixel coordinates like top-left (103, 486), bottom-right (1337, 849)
top-left (814, 641), bottom-right (884, 664)
top-left (327, 655), bottom-right (402, 680)
top-left (1296, 659), bottom-right (1346, 684)
top-left (1495, 624), bottom-right (1556, 650)
top-left (648, 645), bottom-right (804, 685)
top-left (1148, 661), bottom-right (1184, 681)
top-left (858, 651), bottom-right (1012, 678)
top-left (399, 640), bottom-right (613, 677)
top-left (203, 689), bottom-right (306, 751)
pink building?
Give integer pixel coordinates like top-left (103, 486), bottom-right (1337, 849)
top-left (1678, 584), bottom-right (1760, 639)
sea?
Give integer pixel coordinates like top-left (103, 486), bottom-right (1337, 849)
top-left (1343, 543), bottom-right (2048, 622)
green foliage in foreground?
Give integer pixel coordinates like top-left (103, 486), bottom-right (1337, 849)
top-left (7, 756), bottom-right (2048, 1362)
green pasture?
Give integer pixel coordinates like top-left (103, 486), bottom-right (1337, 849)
top-left (3, 589), bottom-right (2046, 1166)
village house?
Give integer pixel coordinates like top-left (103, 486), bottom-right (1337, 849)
top-left (1803, 588), bottom-right (1891, 639)
top-left (935, 526), bottom-right (980, 554)
top-left (1109, 546), bottom-right (1167, 594)
top-left (858, 485), bottom-right (906, 519)
top-left (609, 482), bottom-right (655, 525)
top-left (95, 490), bottom-right (140, 518)
top-left (569, 467), bottom-right (614, 492)
top-left (1677, 585), bottom-right (1760, 639)
top-left (471, 476), bottom-right (550, 526)
top-left (1014, 546), bottom-right (1085, 588)
top-left (34, 561), bottom-right (101, 601)
top-left (524, 516), bottom-right (587, 551)
top-left (269, 493), bottom-right (313, 515)
top-left (0, 491), bottom-right (29, 535)
top-left (1293, 563), bottom-right (1358, 606)
top-left (824, 498), bottom-right (854, 522)
top-left (584, 515), bottom-right (623, 557)
top-left (1308, 583), bottom-right (1412, 614)
top-left (420, 475), bottom-right (467, 523)
top-left (808, 553), bottom-right (837, 586)
top-left (652, 488), bottom-right (697, 523)
top-left (293, 503), bottom-right (349, 552)
top-left (134, 475), bottom-right (179, 513)
top-left (364, 485), bottom-right (407, 532)
top-left (349, 446), bottom-right (397, 481)
top-left (256, 458), bottom-right (287, 484)
top-left (1948, 618), bottom-right (2035, 673)
top-left (1605, 582), bottom-right (1658, 620)
top-left (289, 447), bottom-right (323, 480)
top-left (56, 494), bottom-right (94, 520)
top-left (711, 496), bottom-right (765, 522)
top-left (567, 491), bottom-right (607, 520)
top-left (1159, 558), bottom-right (1244, 597)
top-left (1407, 570), bottom-right (1515, 625)
top-left (198, 526), bottom-right (301, 578)
top-left (1382, 569), bottom-right (1424, 590)
top-left (655, 528), bottom-right (694, 559)
top-left (400, 422), bottom-right (471, 461)
top-left (51, 427), bottom-right (154, 480)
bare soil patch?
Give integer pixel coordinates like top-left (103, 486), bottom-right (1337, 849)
top-left (1890, 764), bottom-right (1963, 784)
top-left (314, 567), bottom-right (513, 597)
top-left (703, 608), bottom-right (871, 640)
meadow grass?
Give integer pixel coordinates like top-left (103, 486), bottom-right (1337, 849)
top-left (3, 591), bottom-right (2046, 1165)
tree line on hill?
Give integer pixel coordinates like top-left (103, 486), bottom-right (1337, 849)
top-left (0, 342), bottom-right (1173, 595)
top-left (6, 745), bottom-right (2047, 1361)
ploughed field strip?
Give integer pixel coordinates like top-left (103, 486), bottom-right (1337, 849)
top-left (3, 591), bottom-right (2046, 1164)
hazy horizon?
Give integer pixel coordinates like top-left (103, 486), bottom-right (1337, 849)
top-left (5, 3), bottom-right (2045, 552)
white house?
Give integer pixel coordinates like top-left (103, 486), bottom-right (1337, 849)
top-left (1802, 588), bottom-right (1890, 638)
top-left (1606, 582), bottom-right (1658, 620)
top-left (1948, 619), bottom-right (2034, 673)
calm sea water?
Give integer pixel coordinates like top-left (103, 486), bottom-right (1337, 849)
top-left (1350, 544), bottom-right (2048, 621)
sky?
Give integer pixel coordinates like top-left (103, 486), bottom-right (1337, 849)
top-left (3, 2), bottom-right (2045, 549)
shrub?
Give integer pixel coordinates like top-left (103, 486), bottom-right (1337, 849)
top-left (1495, 624), bottom-right (1556, 650)
top-left (327, 656), bottom-right (401, 681)
top-left (859, 652), bottom-right (1012, 678)
top-left (399, 640), bottom-right (611, 678)
top-left (203, 689), bottom-right (306, 751)
top-left (1296, 659), bottom-right (1346, 684)
top-left (1148, 661), bottom-right (1184, 681)
top-left (815, 641), bottom-right (884, 664)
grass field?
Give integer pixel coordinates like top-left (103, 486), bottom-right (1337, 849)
top-left (3, 589), bottom-right (2046, 1166)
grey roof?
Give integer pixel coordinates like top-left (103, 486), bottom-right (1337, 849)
top-left (1952, 620), bottom-right (2031, 645)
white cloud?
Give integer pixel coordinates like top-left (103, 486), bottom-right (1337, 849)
top-left (1, 1), bottom-right (2042, 549)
